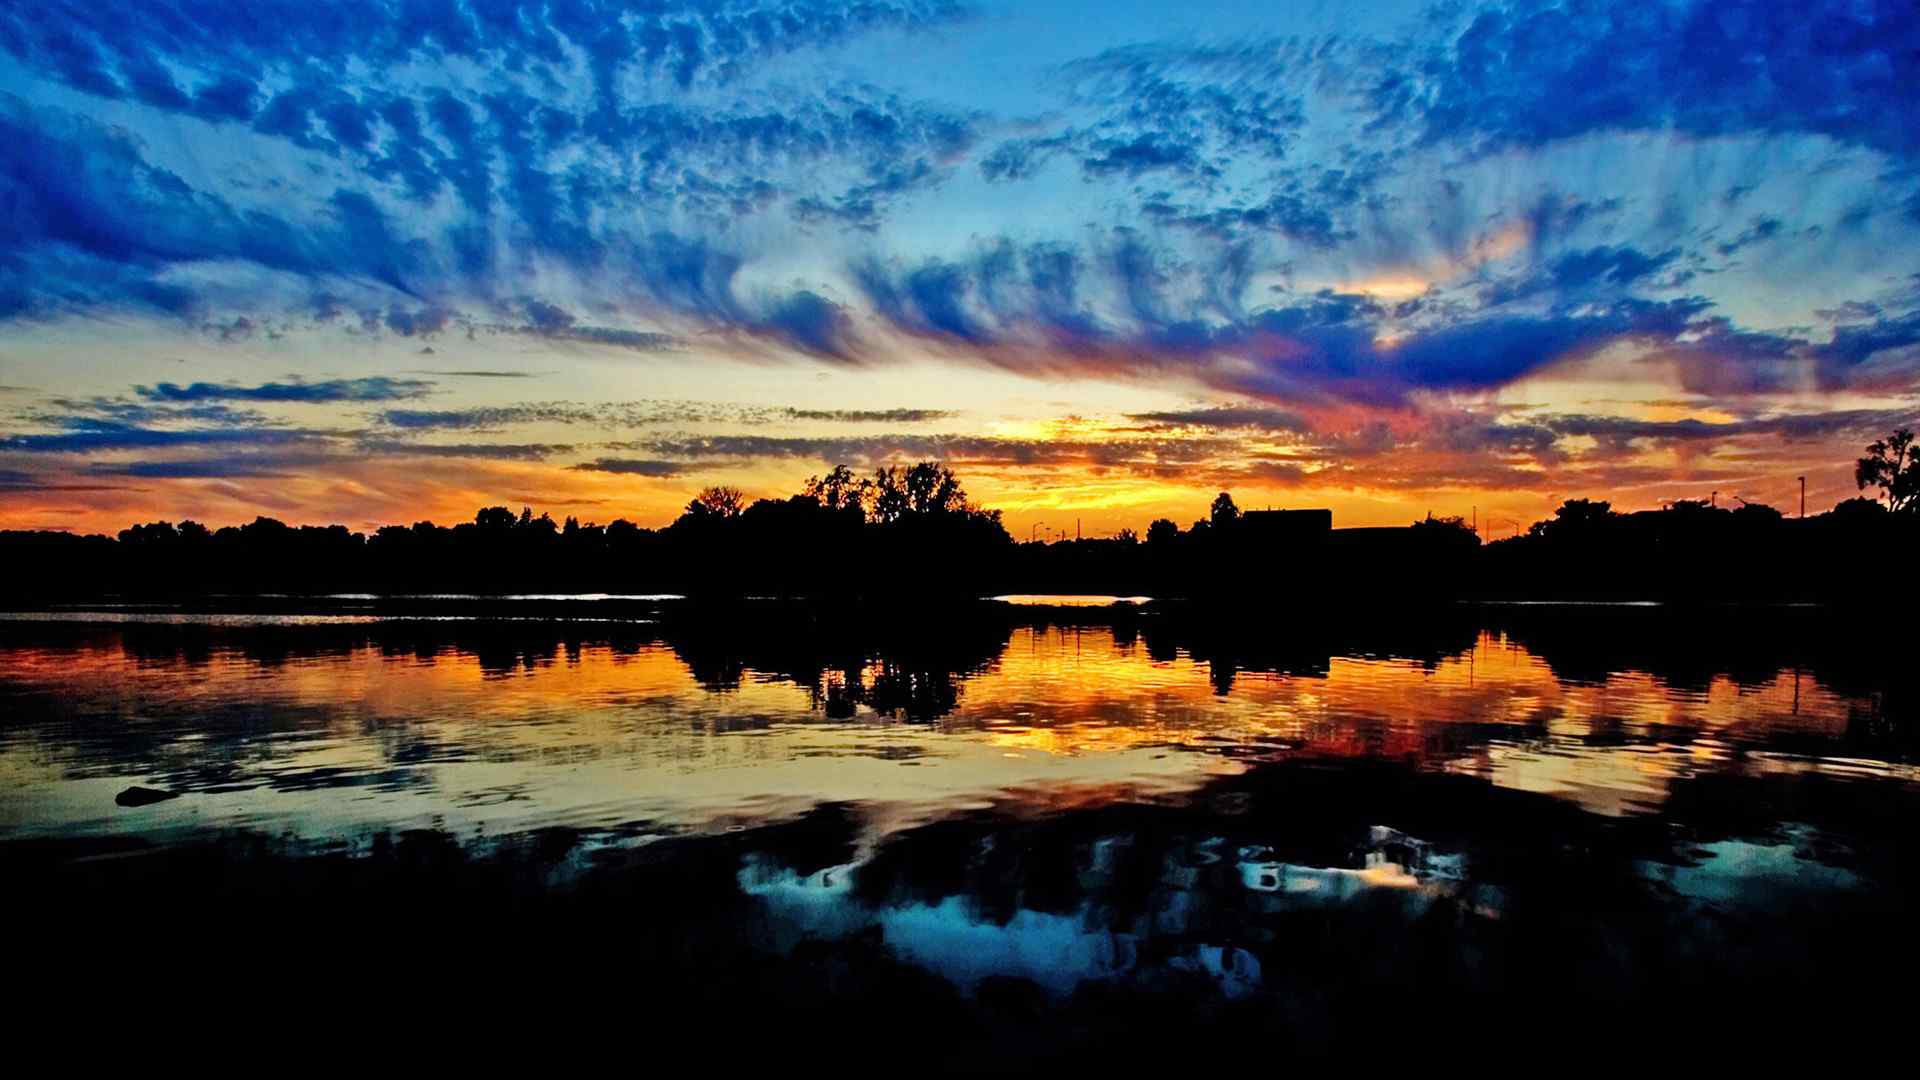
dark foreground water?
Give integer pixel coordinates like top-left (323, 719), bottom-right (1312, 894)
top-left (5, 600), bottom-right (1916, 1066)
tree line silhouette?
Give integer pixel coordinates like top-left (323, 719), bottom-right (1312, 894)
top-left (4, 429), bottom-right (1918, 604)
top-left (2, 461), bottom-right (1015, 599)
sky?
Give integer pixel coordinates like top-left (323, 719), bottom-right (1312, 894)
top-left (3, 0), bottom-right (1919, 537)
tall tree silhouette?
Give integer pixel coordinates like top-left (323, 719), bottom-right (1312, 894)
top-left (870, 462), bottom-right (972, 524)
top-left (803, 465), bottom-right (869, 514)
top-left (1856, 428), bottom-right (1918, 513)
top-left (685, 486), bottom-right (746, 519)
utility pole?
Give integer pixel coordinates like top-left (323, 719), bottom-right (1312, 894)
top-left (1472, 506), bottom-right (1477, 533)
top-left (1798, 476), bottom-right (1805, 519)
top-left (1076, 518), bottom-right (1081, 542)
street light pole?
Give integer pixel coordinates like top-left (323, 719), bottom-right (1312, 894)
top-left (1798, 476), bottom-right (1805, 519)
top-left (1031, 521), bottom-right (1045, 543)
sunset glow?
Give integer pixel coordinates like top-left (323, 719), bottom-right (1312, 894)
top-left (3, 1), bottom-right (1916, 537)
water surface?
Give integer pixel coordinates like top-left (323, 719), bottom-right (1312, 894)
top-left (5, 603), bottom-right (1914, 1063)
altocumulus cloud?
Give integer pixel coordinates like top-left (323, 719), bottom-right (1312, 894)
top-left (0, 0), bottom-right (1916, 418)
top-left (372, 401), bottom-right (959, 431)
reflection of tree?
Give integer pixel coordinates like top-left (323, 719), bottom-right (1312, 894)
top-left (864, 660), bottom-right (965, 720)
top-left (1134, 607), bottom-right (1483, 690)
top-left (810, 662), bottom-right (961, 720)
top-left (658, 604), bottom-right (1012, 721)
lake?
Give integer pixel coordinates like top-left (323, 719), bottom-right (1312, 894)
top-left (5, 600), bottom-right (1915, 1065)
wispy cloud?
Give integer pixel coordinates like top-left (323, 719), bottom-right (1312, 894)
top-left (352, 439), bottom-right (574, 461)
top-left (1, 421), bottom-right (334, 454)
top-left (2, 0), bottom-right (1917, 532)
top-left (137, 378), bottom-right (434, 403)
top-left (417, 370), bottom-right (539, 379)
top-left (568, 458), bottom-right (691, 478)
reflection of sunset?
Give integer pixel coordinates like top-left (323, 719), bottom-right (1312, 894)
top-left (1, 623), bottom-right (1898, 841)
top-left (961, 629), bottom-right (1880, 817)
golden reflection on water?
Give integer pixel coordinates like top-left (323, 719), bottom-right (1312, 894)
top-left (0, 624), bottom-right (1898, 842)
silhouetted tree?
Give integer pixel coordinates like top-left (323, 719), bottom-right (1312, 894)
top-left (870, 462), bottom-right (972, 523)
top-left (1411, 513), bottom-right (1477, 540)
top-left (1856, 428), bottom-right (1918, 512)
top-left (1832, 496), bottom-right (1888, 520)
top-left (1529, 498), bottom-right (1616, 539)
top-left (10, 441), bottom-right (1920, 606)
top-left (803, 465), bottom-right (869, 514)
top-left (906, 462), bottom-right (967, 515)
top-left (685, 486), bottom-right (746, 520)
top-left (475, 506), bottom-right (516, 531)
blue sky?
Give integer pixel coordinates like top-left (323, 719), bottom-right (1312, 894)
top-left (3, 0), bottom-right (1918, 533)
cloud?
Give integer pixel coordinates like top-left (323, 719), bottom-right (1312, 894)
top-left (783, 408), bottom-right (957, 423)
top-left (846, 242), bottom-right (1763, 407)
top-left (419, 370), bottom-right (537, 378)
top-left (352, 440), bottom-right (572, 461)
top-left (1143, 192), bottom-right (1347, 248)
top-left (1, 0), bottom-right (1917, 452)
top-left (85, 460), bottom-right (307, 479)
top-left (756, 291), bottom-right (862, 360)
top-left (3, 2), bottom-right (974, 105)
top-left (625, 432), bottom-right (1240, 470)
top-left (1370, 0), bottom-right (1920, 161)
top-left (0, 468), bottom-right (137, 492)
top-left (376, 405), bottom-right (601, 431)
top-left (511, 301), bottom-right (677, 352)
top-left (1547, 246), bottom-right (1679, 290)
top-left (21, 399), bottom-right (272, 428)
top-left (0, 421), bottom-right (333, 454)
top-left (568, 458), bottom-right (691, 478)
top-left (1124, 407), bottom-right (1313, 433)
top-left (375, 400), bottom-right (787, 431)
top-left (0, 34), bottom-right (978, 328)
top-left (980, 39), bottom-right (1309, 188)
top-left (383, 306), bottom-right (454, 337)
top-left (1541, 408), bottom-right (1920, 448)
top-left (136, 377), bottom-right (435, 403)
